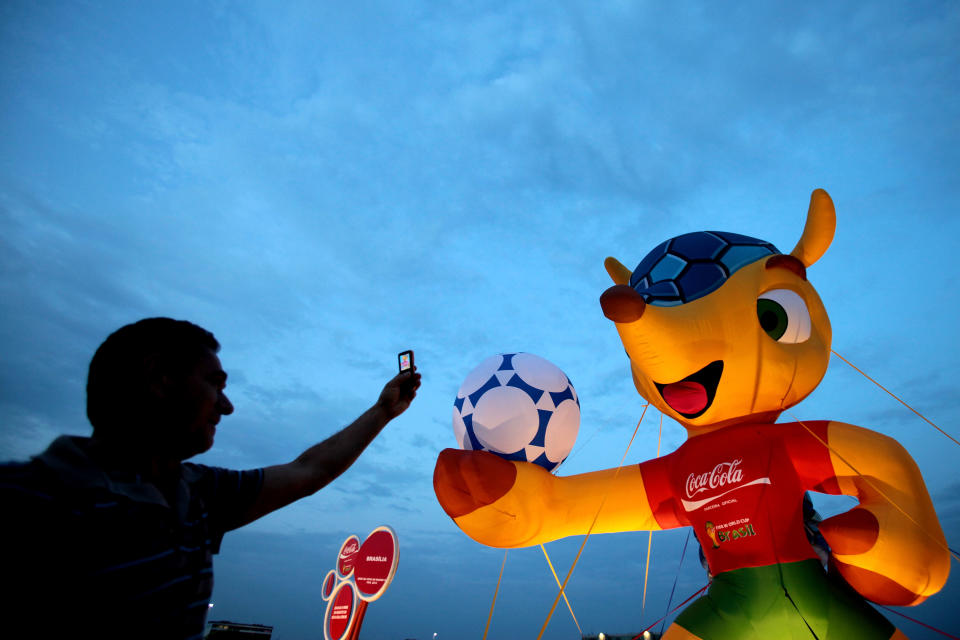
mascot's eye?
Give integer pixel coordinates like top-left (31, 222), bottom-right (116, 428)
top-left (756, 289), bottom-right (811, 343)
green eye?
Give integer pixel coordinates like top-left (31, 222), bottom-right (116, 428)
top-left (757, 299), bottom-right (788, 340)
top-left (756, 289), bottom-right (811, 343)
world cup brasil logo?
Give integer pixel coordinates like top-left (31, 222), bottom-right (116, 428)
top-left (704, 521), bottom-right (721, 548)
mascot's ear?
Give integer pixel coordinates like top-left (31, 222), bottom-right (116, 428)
top-left (604, 257), bottom-right (632, 285)
top-left (790, 189), bottom-right (836, 267)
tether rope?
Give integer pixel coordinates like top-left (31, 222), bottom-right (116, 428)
top-left (831, 349), bottom-right (959, 448)
top-left (534, 403), bottom-right (650, 640)
top-left (539, 544), bottom-right (583, 636)
top-left (876, 604), bottom-right (960, 639)
top-left (789, 414), bottom-right (960, 565)
top-left (640, 412), bottom-right (663, 620)
top-left (482, 550), bottom-right (508, 640)
top-left (567, 428), bottom-right (603, 462)
top-left (659, 528), bottom-right (693, 637)
top-left (630, 582), bottom-right (709, 640)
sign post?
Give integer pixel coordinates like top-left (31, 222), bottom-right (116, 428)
top-left (349, 526), bottom-right (399, 640)
top-left (323, 580), bottom-right (358, 640)
top-left (321, 569), bottom-right (338, 602)
top-left (322, 527), bottom-right (399, 640)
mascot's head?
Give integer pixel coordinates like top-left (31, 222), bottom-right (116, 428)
top-left (600, 190), bottom-right (836, 435)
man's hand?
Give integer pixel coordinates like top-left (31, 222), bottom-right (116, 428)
top-left (377, 367), bottom-right (421, 420)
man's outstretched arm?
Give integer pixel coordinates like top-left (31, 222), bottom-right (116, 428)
top-left (237, 368), bottom-right (421, 527)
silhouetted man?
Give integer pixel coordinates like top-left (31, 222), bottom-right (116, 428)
top-left (1, 317), bottom-right (421, 639)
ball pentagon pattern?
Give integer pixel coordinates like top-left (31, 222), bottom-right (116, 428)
top-left (629, 231), bottom-right (780, 306)
top-left (452, 353), bottom-right (580, 472)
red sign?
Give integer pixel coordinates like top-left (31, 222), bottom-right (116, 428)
top-left (322, 569), bottom-right (337, 601)
top-left (337, 535), bottom-right (361, 578)
top-left (354, 526), bottom-right (399, 602)
top-left (323, 580), bottom-right (357, 640)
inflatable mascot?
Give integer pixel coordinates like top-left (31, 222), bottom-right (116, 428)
top-left (434, 190), bottom-right (949, 639)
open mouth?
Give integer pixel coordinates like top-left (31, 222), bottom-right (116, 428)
top-left (654, 361), bottom-right (723, 419)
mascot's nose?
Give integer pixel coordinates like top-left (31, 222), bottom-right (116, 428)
top-left (600, 284), bottom-right (647, 323)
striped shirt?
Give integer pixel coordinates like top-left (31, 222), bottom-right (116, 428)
top-left (1, 436), bottom-right (264, 639)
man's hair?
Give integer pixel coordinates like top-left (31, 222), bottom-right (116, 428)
top-left (86, 318), bottom-right (220, 438)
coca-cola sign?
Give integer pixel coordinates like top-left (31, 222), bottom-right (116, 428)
top-left (323, 580), bottom-right (357, 640)
top-left (337, 535), bottom-right (361, 578)
top-left (686, 458), bottom-right (744, 498)
top-left (322, 569), bottom-right (337, 601)
top-left (354, 526), bottom-right (399, 602)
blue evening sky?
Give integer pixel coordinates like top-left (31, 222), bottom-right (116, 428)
top-left (1, 2), bottom-right (957, 638)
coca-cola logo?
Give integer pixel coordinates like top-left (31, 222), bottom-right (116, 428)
top-left (685, 458), bottom-right (744, 499)
top-left (339, 541), bottom-right (359, 559)
top-left (337, 535), bottom-right (361, 577)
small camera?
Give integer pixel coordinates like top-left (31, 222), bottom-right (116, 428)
top-left (398, 350), bottom-right (414, 374)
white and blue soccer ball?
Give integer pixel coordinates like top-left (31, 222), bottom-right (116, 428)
top-left (452, 353), bottom-right (580, 473)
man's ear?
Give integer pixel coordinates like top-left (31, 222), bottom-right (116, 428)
top-left (143, 354), bottom-right (170, 400)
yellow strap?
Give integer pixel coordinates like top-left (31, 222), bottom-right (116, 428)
top-left (831, 349), bottom-right (959, 447)
top-left (482, 550), bottom-right (508, 640)
top-left (540, 544), bottom-right (583, 636)
top-left (790, 414), bottom-right (960, 564)
top-left (535, 403), bottom-right (650, 640)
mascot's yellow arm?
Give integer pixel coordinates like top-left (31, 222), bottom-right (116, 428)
top-left (820, 421), bottom-right (950, 605)
top-left (435, 449), bottom-right (662, 549)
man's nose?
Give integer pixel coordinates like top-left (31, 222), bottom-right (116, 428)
top-left (219, 393), bottom-right (234, 415)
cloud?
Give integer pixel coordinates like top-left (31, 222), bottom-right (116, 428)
top-left (933, 482), bottom-right (960, 535)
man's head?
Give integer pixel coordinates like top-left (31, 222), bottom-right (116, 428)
top-left (87, 318), bottom-right (233, 459)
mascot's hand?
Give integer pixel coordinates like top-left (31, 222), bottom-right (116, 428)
top-left (433, 448), bottom-right (555, 548)
top-left (820, 501), bottom-right (949, 606)
top-left (819, 422), bottom-right (950, 605)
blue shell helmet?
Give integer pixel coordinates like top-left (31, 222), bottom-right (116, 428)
top-left (629, 231), bottom-right (780, 307)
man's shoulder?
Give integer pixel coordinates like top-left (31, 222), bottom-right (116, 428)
top-left (1, 436), bottom-right (107, 504)
top-left (1, 447), bottom-right (60, 488)
top-left (180, 462), bottom-right (265, 516)
top-left (180, 460), bottom-right (235, 485)
top-left (0, 458), bottom-right (68, 516)
top-left (0, 458), bottom-right (37, 476)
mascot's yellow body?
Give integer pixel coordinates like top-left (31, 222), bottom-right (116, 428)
top-left (434, 190), bottom-right (949, 639)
